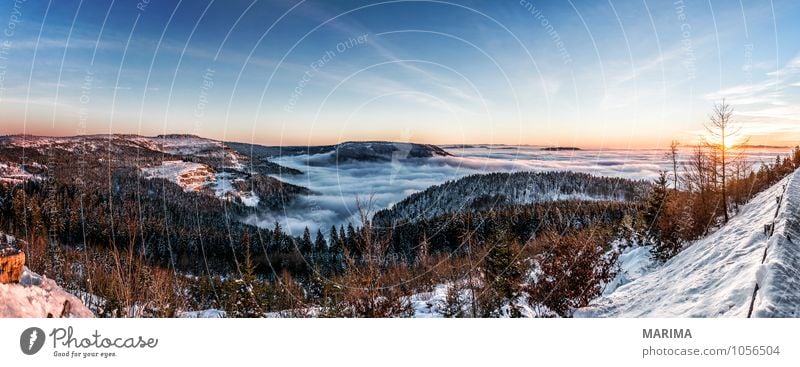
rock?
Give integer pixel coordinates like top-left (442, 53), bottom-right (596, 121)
top-left (0, 249), bottom-right (25, 284)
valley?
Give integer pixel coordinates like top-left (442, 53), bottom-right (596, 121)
top-left (1, 133), bottom-right (798, 318)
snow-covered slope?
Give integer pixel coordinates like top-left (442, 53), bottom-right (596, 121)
top-left (141, 161), bottom-right (261, 206)
top-left (752, 168), bottom-right (800, 317)
top-left (141, 160), bottom-right (215, 192)
top-left (577, 168), bottom-right (799, 317)
top-left (0, 267), bottom-right (94, 318)
top-left (0, 162), bottom-right (36, 184)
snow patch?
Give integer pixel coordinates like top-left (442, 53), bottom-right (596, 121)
top-left (141, 161), bottom-right (214, 192)
top-left (752, 168), bottom-right (800, 317)
top-left (179, 309), bottom-right (227, 318)
top-left (602, 245), bottom-right (654, 296)
top-left (0, 267), bottom-right (94, 318)
top-left (0, 162), bottom-right (35, 184)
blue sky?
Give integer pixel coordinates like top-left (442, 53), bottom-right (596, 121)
top-left (1, 0), bottom-right (799, 147)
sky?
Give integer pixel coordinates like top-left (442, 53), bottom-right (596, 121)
top-left (1, 0), bottom-right (799, 148)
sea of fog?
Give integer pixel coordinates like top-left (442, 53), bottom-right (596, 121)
top-left (245, 146), bottom-right (790, 234)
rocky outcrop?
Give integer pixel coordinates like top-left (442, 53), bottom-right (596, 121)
top-left (0, 248), bottom-right (25, 284)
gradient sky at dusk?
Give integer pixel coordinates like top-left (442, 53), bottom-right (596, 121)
top-left (1, 0), bottom-right (799, 148)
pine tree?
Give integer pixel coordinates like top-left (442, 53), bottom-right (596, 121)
top-left (479, 236), bottom-right (527, 317)
top-left (329, 226), bottom-right (340, 253)
top-left (231, 239), bottom-right (263, 318)
top-left (300, 227), bottom-right (312, 254)
top-left (272, 221), bottom-right (283, 252)
top-left (643, 172), bottom-right (684, 261)
top-left (642, 171), bottom-right (669, 247)
top-left (345, 224), bottom-right (358, 255)
top-left (314, 230), bottom-right (326, 252)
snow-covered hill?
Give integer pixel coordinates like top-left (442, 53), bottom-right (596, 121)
top-left (227, 141), bottom-right (451, 164)
top-left (0, 134), bottom-right (309, 209)
top-left (375, 171), bottom-right (647, 224)
top-left (0, 162), bottom-right (37, 184)
top-left (577, 167), bottom-right (800, 317)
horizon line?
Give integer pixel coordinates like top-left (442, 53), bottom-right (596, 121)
top-left (1, 132), bottom-right (795, 151)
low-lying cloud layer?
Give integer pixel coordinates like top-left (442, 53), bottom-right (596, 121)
top-left (245, 146), bottom-right (790, 234)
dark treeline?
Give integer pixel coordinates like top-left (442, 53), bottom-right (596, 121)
top-left (378, 200), bottom-right (641, 260)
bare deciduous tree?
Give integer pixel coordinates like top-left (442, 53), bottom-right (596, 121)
top-left (666, 140), bottom-right (680, 189)
top-left (704, 99), bottom-right (747, 223)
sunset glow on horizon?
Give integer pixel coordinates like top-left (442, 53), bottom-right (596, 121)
top-left (1, 1), bottom-right (799, 148)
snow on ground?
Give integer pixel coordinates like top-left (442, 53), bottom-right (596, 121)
top-left (179, 309), bottom-right (227, 318)
top-left (409, 284), bottom-right (453, 318)
top-left (214, 172), bottom-right (260, 207)
top-left (601, 245), bottom-right (655, 296)
top-left (0, 162), bottom-right (35, 184)
top-left (577, 168), bottom-right (798, 317)
top-left (141, 161), bottom-right (261, 206)
top-left (0, 267), bottom-right (94, 318)
top-left (408, 282), bottom-right (542, 318)
top-left (141, 160), bottom-right (215, 192)
top-left (0, 135), bottom-right (244, 168)
top-left (753, 168), bottom-right (800, 317)
top-left (131, 135), bottom-right (223, 156)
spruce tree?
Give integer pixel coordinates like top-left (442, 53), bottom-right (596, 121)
top-left (300, 228), bottom-right (312, 254)
top-left (480, 236), bottom-right (527, 317)
top-left (642, 171), bottom-right (669, 247)
top-left (315, 230), bottom-right (326, 252)
top-left (329, 226), bottom-right (340, 252)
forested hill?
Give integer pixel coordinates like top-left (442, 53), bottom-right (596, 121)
top-left (227, 141), bottom-right (451, 164)
top-left (374, 171), bottom-right (649, 225)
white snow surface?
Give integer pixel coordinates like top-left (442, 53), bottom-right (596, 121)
top-left (408, 282), bottom-right (542, 318)
top-left (141, 160), bottom-right (213, 192)
top-left (0, 267), bottom-right (94, 318)
top-left (0, 162), bottom-right (35, 184)
top-left (752, 168), bottom-right (800, 317)
top-left (142, 162), bottom-right (260, 206)
top-left (601, 245), bottom-right (654, 296)
top-left (179, 309), bottom-right (227, 318)
top-left (577, 168), bottom-right (799, 317)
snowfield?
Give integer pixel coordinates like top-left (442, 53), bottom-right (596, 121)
top-left (0, 134), bottom-right (247, 168)
top-left (180, 309), bottom-right (227, 318)
top-left (0, 162), bottom-right (35, 184)
top-left (142, 162), bottom-right (261, 206)
top-left (141, 160), bottom-right (214, 192)
top-left (577, 167), bottom-right (799, 317)
top-left (753, 167), bottom-right (800, 317)
top-left (0, 267), bottom-right (94, 318)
